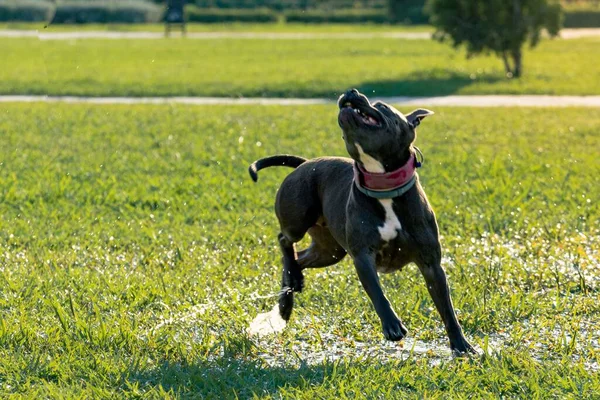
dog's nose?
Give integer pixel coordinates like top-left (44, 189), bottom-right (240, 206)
top-left (348, 88), bottom-right (359, 95)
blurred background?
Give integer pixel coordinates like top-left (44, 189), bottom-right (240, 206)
top-left (0, 0), bottom-right (598, 28)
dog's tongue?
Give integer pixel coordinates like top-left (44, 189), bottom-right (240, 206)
top-left (364, 115), bottom-right (378, 125)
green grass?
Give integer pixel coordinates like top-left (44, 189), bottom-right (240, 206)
top-left (0, 22), bottom-right (432, 33)
top-left (1, 36), bottom-right (600, 97)
top-left (0, 103), bottom-right (598, 398)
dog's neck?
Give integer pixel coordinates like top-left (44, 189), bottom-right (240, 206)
top-left (381, 148), bottom-right (413, 173)
top-left (353, 148), bottom-right (418, 199)
top-left (355, 145), bottom-right (413, 174)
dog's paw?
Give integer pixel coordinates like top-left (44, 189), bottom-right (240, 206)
top-left (382, 318), bottom-right (408, 341)
top-left (278, 287), bottom-right (294, 321)
top-left (451, 338), bottom-right (479, 356)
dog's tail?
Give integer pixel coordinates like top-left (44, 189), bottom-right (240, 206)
top-left (248, 155), bottom-right (307, 182)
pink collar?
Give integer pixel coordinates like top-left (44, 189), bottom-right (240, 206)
top-left (353, 153), bottom-right (417, 192)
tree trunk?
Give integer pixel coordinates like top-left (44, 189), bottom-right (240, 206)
top-left (502, 51), bottom-right (512, 76)
top-left (511, 49), bottom-right (522, 78)
top-left (510, 0), bottom-right (523, 78)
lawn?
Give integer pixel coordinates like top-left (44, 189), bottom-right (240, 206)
top-left (0, 103), bottom-right (598, 398)
top-left (1, 36), bottom-right (599, 97)
top-left (0, 22), bottom-right (432, 33)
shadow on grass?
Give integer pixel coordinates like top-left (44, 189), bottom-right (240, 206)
top-left (124, 355), bottom-right (343, 398)
top-left (353, 70), bottom-right (505, 97)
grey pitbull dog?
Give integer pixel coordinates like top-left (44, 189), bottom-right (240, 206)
top-left (249, 89), bottom-right (475, 354)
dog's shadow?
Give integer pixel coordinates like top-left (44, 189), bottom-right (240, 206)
top-left (123, 354), bottom-right (345, 398)
top-left (355, 70), bottom-right (505, 97)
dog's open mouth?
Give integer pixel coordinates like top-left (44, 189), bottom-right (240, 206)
top-left (338, 91), bottom-right (382, 128)
top-left (341, 102), bottom-right (380, 126)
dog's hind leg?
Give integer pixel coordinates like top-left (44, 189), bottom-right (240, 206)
top-left (297, 225), bottom-right (347, 269)
top-left (278, 232), bottom-right (304, 321)
top-left (274, 173), bottom-right (320, 320)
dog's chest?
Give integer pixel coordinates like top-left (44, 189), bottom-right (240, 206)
top-left (375, 199), bottom-right (411, 273)
top-left (375, 238), bottom-right (411, 273)
top-left (377, 199), bottom-right (402, 241)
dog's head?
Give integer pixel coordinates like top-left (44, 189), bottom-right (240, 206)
top-left (337, 89), bottom-right (433, 172)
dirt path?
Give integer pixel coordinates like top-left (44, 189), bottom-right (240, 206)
top-left (2, 95), bottom-right (600, 107)
top-left (0, 28), bottom-right (598, 40)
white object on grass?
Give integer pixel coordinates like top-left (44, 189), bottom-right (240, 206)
top-left (248, 304), bottom-right (286, 337)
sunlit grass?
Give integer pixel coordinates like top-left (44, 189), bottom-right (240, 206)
top-left (0, 103), bottom-right (598, 397)
top-left (1, 36), bottom-right (599, 97)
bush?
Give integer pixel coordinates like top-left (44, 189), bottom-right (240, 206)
top-left (51, 0), bottom-right (163, 24)
top-left (563, 9), bottom-right (600, 26)
top-left (0, 0), bottom-right (55, 22)
top-left (190, 0), bottom-right (386, 11)
top-left (192, 0), bottom-right (305, 10)
top-left (285, 9), bottom-right (389, 23)
top-left (388, 0), bottom-right (428, 24)
top-left (186, 6), bottom-right (278, 22)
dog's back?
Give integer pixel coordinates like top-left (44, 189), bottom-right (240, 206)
top-left (274, 157), bottom-right (353, 244)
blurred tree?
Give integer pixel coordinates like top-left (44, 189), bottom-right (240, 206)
top-left (428, 0), bottom-right (562, 77)
top-left (388, 0), bottom-right (428, 24)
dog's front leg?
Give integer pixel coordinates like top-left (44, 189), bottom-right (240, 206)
top-left (417, 260), bottom-right (476, 354)
top-left (353, 252), bottom-right (407, 341)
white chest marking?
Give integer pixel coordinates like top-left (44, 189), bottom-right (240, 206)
top-left (378, 199), bottom-right (402, 241)
top-left (354, 143), bottom-right (402, 241)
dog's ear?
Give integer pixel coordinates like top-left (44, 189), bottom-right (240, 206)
top-left (406, 109), bottom-right (434, 127)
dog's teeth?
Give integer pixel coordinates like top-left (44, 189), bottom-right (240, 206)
top-left (344, 102), bottom-right (351, 107)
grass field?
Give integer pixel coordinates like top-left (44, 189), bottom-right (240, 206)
top-left (0, 22), bottom-right (432, 33)
top-left (2, 36), bottom-right (600, 97)
top-left (0, 103), bottom-right (598, 397)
